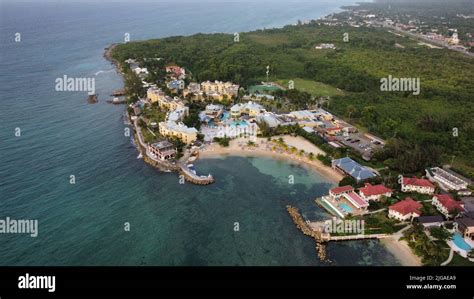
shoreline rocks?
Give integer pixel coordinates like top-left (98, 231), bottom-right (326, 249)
top-left (286, 205), bottom-right (328, 262)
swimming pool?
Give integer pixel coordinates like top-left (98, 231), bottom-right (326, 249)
top-left (221, 112), bottom-right (229, 121)
top-left (452, 233), bottom-right (471, 251)
top-left (230, 120), bottom-right (248, 127)
top-left (339, 203), bottom-right (353, 213)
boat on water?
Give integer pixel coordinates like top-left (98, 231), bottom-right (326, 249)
top-left (106, 97), bottom-right (126, 104)
top-left (137, 153), bottom-right (143, 159)
top-left (164, 169), bottom-right (172, 173)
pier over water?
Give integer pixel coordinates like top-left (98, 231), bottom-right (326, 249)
top-left (178, 163), bottom-right (214, 185)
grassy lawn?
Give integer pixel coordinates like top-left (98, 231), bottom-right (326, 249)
top-left (448, 252), bottom-right (474, 266)
top-left (392, 192), bottom-right (432, 202)
top-left (141, 128), bottom-right (159, 144)
top-left (248, 84), bottom-right (282, 94)
top-left (142, 106), bottom-right (167, 124)
top-left (368, 196), bottom-right (398, 211)
top-left (276, 78), bottom-right (344, 98)
top-left (420, 202), bottom-right (443, 216)
top-left (355, 212), bottom-right (399, 234)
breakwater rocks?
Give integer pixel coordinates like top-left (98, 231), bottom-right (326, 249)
top-left (111, 88), bottom-right (125, 96)
top-left (143, 154), bottom-right (179, 172)
top-left (87, 94), bottom-right (98, 104)
top-left (286, 205), bottom-right (327, 262)
top-left (178, 166), bottom-right (215, 185)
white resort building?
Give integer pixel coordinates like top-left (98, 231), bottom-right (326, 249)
top-left (388, 198), bottom-right (422, 221)
top-left (432, 194), bottom-right (465, 218)
top-left (426, 167), bottom-right (469, 192)
top-left (230, 101), bottom-right (265, 118)
top-left (358, 183), bottom-right (393, 201)
top-left (318, 185), bottom-right (369, 219)
top-left (166, 107), bottom-right (189, 122)
top-left (401, 177), bottom-right (435, 195)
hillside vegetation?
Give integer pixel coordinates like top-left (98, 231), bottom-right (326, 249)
top-left (111, 23), bottom-right (474, 176)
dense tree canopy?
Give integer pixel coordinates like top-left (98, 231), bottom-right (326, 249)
top-left (112, 22), bottom-right (474, 175)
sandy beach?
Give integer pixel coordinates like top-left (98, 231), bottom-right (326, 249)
top-left (197, 136), bottom-right (343, 184)
top-left (381, 237), bottom-right (422, 266)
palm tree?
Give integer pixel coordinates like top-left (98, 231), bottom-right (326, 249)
top-left (346, 105), bottom-right (357, 119)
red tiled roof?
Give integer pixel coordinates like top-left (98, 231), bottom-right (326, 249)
top-left (402, 177), bottom-right (435, 188)
top-left (389, 198), bottom-right (422, 216)
top-left (435, 194), bottom-right (464, 213)
top-left (166, 65), bottom-right (183, 74)
top-left (344, 192), bottom-right (369, 208)
top-left (359, 183), bottom-right (392, 197)
top-left (330, 185), bottom-right (354, 195)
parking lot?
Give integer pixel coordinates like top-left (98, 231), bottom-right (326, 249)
top-left (334, 132), bottom-right (384, 159)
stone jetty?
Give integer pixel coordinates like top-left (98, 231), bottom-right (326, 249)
top-left (286, 205), bottom-right (327, 261)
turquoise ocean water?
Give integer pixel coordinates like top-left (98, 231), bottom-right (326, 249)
top-left (0, 0), bottom-right (399, 265)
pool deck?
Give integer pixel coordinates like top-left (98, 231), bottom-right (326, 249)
top-left (447, 234), bottom-right (474, 258)
top-left (316, 195), bottom-right (368, 219)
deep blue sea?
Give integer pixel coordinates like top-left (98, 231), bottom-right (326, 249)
top-left (0, 0), bottom-right (399, 266)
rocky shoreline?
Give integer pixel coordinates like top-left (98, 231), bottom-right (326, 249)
top-left (286, 205), bottom-right (327, 262)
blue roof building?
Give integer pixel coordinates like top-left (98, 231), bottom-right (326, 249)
top-left (332, 157), bottom-right (376, 182)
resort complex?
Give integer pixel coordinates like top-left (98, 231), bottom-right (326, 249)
top-left (5, 0), bottom-right (474, 296)
top-left (113, 15), bottom-right (474, 266)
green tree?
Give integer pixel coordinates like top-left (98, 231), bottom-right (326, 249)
top-left (339, 176), bottom-right (356, 187)
top-left (429, 227), bottom-right (453, 242)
